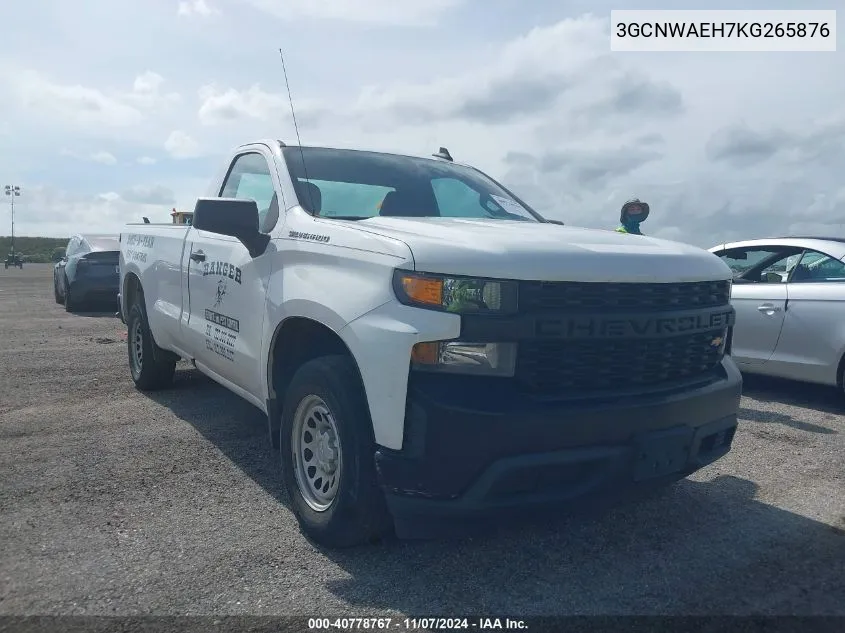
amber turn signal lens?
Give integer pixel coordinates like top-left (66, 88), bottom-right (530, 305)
top-left (401, 276), bottom-right (443, 306)
top-left (411, 342), bottom-right (439, 364)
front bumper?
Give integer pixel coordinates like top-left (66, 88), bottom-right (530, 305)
top-left (375, 357), bottom-right (742, 538)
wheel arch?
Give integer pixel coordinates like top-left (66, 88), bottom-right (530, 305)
top-left (122, 272), bottom-right (143, 315)
top-left (265, 316), bottom-right (372, 450)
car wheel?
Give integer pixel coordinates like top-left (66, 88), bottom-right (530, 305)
top-left (54, 279), bottom-right (62, 304)
top-left (280, 354), bottom-right (391, 548)
top-left (64, 276), bottom-right (78, 312)
top-left (126, 300), bottom-right (176, 391)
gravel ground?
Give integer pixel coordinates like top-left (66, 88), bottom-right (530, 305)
top-left (0, 264), bottom-right (843, 616)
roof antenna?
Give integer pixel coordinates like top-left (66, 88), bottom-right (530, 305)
top-left (142, 216), bottom-right (150, 224)
top-left (432, 147), bottom-right (453, 161)
top-left (279, 49), bottom-right (316, 215)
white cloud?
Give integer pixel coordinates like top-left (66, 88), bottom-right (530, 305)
top-left (125, 71), bottom-right (181, 110)
top-left (4, 6), bottom-right (844, 244)
top-left (8, 185), bottom-right (191, 238)
top-left (121, 184), bottom-right (176, 206)
top-left (198, 83), bottom-right (288, 126)
top-left (17, 71), bottom-right (143, 128)
top-left (133, 71), bottom-right (164, 95)
top-left (178, 0), bottom-right (219, 17)
top-left (164, 130), bottom-right (201, 159)
top-left (10, 69), bottom-right (180, 133)
top-left (242, 0), bottom-right (461, 25)
top-left (60, 149), bottom-right (118, 165)
top-left (90, 151), bottom-right (118, 165)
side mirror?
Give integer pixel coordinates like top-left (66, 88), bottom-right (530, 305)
top-left (193, 197), bottom-right (271, 258)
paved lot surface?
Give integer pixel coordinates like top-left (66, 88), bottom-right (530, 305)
top-left (0, 264), bottom-right (843, 616)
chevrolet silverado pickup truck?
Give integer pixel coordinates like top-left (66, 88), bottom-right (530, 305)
top-left (119, 140), bottom-right (741, 547)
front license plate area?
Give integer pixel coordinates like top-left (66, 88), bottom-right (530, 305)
top-left (633, 426), bottom-right (694, 482)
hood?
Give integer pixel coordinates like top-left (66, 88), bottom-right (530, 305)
top-left (349, 217), bottom-right (731, 283)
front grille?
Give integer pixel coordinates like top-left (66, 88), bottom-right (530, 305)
top-left (516, 330), bottom-right (725, 396)
top-left (519, 280), bottom-right (731, 313)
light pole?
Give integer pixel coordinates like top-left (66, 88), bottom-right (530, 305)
top-left (4, 184), bottom-right (20, 256)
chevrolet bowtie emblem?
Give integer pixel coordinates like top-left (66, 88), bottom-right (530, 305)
top-left (710, 336), bottom-right (724, 347)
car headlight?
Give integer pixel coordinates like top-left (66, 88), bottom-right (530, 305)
top-left (411, 341), bottom-right (517, 377)
top-left (392, 270), bottom-right (518, 314)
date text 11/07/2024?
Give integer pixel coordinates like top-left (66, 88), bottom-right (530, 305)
top-left (307, 618), bottom-right (528, 630)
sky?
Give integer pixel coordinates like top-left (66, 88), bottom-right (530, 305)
top-left (0, 0), bottom-right (843, 247)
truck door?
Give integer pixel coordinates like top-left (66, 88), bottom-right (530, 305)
top-left (185, 150), bottom-right (279, 398)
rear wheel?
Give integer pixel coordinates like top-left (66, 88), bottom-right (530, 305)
top-left (63, 275), bottom-right (80, 312)
top-left (126, 300), bottom-right (176, 391)
top-left (53, 277), bottom-right (62, 304)
top-left (837, 355), bottom-right (845, 399)
top-left (280, 355), bottom-right (391, 548)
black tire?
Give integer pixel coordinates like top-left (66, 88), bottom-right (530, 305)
top-left (280, 354), bottom-right (391, 548)
top-left (126, 300), bottom-right (176, 391)
top-left (53, 279), bottom-right (62, 304)
top-left (63, 275), bottom-right (79, 312)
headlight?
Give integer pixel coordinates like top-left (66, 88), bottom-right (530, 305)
top-left (411, 341), bottom-right (516, 377)
top-left (392, 270), bottom-right (518, 314)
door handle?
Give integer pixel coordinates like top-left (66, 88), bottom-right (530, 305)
top-left (757, 304), bottom-right (781, 313)
top-left (190, 250), bottom-right (206, 262)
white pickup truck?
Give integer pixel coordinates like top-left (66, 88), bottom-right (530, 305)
top-left (119, 140), bottom-right (741, 547)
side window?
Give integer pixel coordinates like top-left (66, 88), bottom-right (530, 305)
top-left (758, 254), bottom-right (799, 283)
top-left (219, 152), bottom-right (278, 232)
top-left (790, 250), bottom-right (845, 283)
top-left (719, 247), bottom-right (785, 278)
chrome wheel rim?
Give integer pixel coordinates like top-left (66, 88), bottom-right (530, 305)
top-left (291, 395), bottom-right (342, 512)
top-left (130, 318), bottom-right (144, 377)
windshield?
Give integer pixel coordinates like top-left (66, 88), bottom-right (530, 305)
top-left (281, 146), bottom-right (540, 222)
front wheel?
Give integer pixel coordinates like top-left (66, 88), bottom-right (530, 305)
top-left (126, 301), bottom-right (176, 391)
top-left (280, 355), bottom-right (391, 548)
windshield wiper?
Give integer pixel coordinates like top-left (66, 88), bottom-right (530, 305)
top-left (319, 215), bottom-right (371, 221)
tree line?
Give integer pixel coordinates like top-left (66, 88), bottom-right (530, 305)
top-left (0, 236), bottom-right (69, 263)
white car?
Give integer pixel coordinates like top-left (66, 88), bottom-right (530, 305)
top-left (709, 237), bottom-right (845, 393)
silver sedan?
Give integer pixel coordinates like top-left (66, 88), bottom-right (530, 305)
top-left (708, 237), bottom-right (845, 393)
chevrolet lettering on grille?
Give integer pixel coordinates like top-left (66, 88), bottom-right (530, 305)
top-left (535, 308), bottom-right (735, 339)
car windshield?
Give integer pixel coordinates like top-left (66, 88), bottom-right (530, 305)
top-left (281, 146), bottom-right (539, 222)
